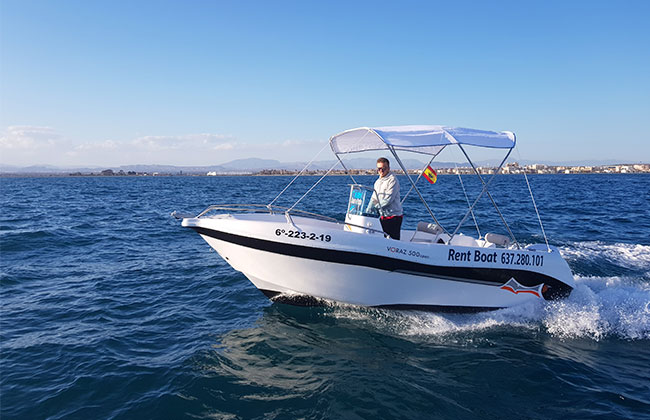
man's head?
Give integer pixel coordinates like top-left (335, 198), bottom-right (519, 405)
top-left (376, 157), bottom-right (390, 178)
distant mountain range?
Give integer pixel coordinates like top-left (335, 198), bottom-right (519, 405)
top-left (0, 158), bottom-right (433, 174)
top-left (0, 158), bottom-right (639, 174)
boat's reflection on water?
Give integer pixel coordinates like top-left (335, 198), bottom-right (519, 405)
top-left (185, 300), bottom-right (649, 419)
top-left (188, 303), bottom-right (481, 418)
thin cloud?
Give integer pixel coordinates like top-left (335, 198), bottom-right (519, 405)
top-left (74, 139), bottom-right (120, 151)
top-left (213, 143), bottom-right (235, 151)
top-left (0, 126), bottom-right (329, 166)
top-left (131, 133), bottom-right (234, 151)
top-left (256, 138), bottom-right (327, 150)
top-left (281, 139), bottom-right (310, 147)
top-left (0, 126), bottom-right (60, 149)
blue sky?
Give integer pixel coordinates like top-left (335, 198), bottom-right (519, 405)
top-left (1, 0), bottom-right (648, 166)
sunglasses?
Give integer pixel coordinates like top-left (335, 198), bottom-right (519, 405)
top-left (377, 166), bottom-right (387, 172)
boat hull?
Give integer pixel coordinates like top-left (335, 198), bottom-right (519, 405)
top-left (183, 213), bottom-right (574, 312)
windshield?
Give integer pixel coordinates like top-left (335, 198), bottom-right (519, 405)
top-left (347, 184), bottom-right (379, 217)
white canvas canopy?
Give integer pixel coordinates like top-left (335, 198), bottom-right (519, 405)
top-left (270, 123), bottom-right (548, 250)
top-left (329, 125), bottom-right (516, 155)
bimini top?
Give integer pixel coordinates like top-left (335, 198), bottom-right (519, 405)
top-left (330, 125), bottom-right (516, 156)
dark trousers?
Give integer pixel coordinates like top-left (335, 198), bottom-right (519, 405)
top-left (380, 215), bottom-right (403, 240)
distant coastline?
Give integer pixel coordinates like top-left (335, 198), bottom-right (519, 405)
top-left (1, 162), bottom-right (648, 177)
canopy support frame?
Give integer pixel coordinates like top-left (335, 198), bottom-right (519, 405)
top-left (518, 146), bottom-right (551, 252)
top-left (449, 146), bottom-right (517, 247)
top-left (455, 162), bottom-right (481, 239)
top-left (286, 159), bottom-right (341, 214)
top-left (267, 140), bottom-right (332, 209)
top-left (387, 144), bottom-right (447, 233)
top-left (400, 147), bottom-right (445, 204)
top-left (335, 153), bottom-right (358, 185)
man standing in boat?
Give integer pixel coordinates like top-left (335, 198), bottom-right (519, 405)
top-left (368, 157), bottom-right (403, 240)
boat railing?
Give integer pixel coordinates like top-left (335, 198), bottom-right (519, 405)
top-left (180, 204), bottom-right (389, 236)
top-left (175, 205), bottom-right (512, 245)
top-left (193, 204), bottom-right (340, 223)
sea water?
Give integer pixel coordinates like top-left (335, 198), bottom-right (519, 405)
top-left (1, 174), bottom-right (649, 419)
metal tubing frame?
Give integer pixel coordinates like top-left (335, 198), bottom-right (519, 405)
top-left (454, 144), bottom-right (517, 245)
top-left (522, 163), bottom-right (551, 252)
top-left (267, 127), bottom-right (520, 247)
top-left (455, 164), bottom-right (481, 238)
top-left (450, 146), bottom-right (518, 247)
top-left (335, 153), bottom-right (358, 185)
top-left (400, 148), bottom-right (444, 204)
top-left (267, 140), bottom-right (332, 209)
top-left (387, 145), bottom-right (447, 232)
top-left (287, 159), bottom-right (341, 213)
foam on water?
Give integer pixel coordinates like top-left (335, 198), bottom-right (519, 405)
top-left (325, 235), bottom-right (650, 342)
top-left (559, 241), bottom-right (650, 270)
top-left (321, 241), bottom-right (650, 341)
top-left (544, 275), bottom-right (650, 339)
top-left (326, 274), bottom-right (650, 342)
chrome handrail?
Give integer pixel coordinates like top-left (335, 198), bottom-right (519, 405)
top-left (189, 203), bottom-right (388, 236)
top-left (194, 203), bottom-right (340, 223)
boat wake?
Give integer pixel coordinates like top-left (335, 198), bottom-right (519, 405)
top-left (541, 275), bottom-right (649, 340)
top-left (559, 241), bottom-right (650, 270)
top-left (322, 241), bottom-right (650, 341)
top-left (323, 276), bottom-right (648, 341)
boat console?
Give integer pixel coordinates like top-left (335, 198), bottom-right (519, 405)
top-left (344, 185), bottom-right (510, 248)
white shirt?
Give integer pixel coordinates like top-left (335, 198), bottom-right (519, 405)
top-left (369, 172), bottom-right (403, 218)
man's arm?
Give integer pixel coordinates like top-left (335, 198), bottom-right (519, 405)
top-left (366, 189), bottom-right (379, 213)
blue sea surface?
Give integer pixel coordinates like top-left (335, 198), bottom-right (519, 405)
top-left (1, 174), bottom-right (649, 419)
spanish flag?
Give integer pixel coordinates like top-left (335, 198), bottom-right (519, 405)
top-left (422, 165), bottom-right (437, 184)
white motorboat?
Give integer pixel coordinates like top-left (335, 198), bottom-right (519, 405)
top-left (176, 125), bottom-right (575, 312)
